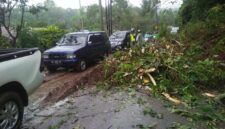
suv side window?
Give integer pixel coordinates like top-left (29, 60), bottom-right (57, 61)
top-left (88, 33), bottom-right (106, 45)
top-left (88, 34), bottom-right (96, 42)
top-left (95, 34), bottom-right (104, 43)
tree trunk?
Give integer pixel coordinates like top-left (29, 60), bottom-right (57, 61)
top-left (11, 37), bottom-right (17, 47)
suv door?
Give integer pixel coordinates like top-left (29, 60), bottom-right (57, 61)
top-left (87, 34), bottom-right (103, 59)
top-left (92, 33), bottom-right (106, 57)
top-left (102, 32), bottom-right (111, 54)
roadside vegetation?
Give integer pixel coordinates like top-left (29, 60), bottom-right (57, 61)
top-left (100, 41), bottom-right (225, 128)
top-left (97, 1), bottom-right (225, 128)
top-left (1, 0), bottom-right (176, 49)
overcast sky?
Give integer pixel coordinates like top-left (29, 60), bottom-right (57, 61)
top-left (29, 0), bottom-right (183, 9)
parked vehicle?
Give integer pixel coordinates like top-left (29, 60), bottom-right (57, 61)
top-left (170, 26), bottom-right (179, 34)
top-left (144, 33), bottom-right (153, 42)
top-left (0, 48), bottom-right (44, 129)
top-left (109, 31), bottom-right (130, 50)
top-left (43, 31), bottom-right (111, 72)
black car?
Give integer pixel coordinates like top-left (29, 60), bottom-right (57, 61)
top-left (109, 31), bottom-right (130, 50)
top-left (43, 31), bottom-right (111, 72)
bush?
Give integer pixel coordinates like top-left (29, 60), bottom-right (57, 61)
top-left (17, 26), bottom-right (66, 51)
top-left (34, 25), bottom-right (66, 50)
top-left (103, 40), bottom-right (225, 94)
top-left (0, 36), bottom-right (11, 48)
top-left (158, 23), bottom-right (171, 38)
top-left (17, 28), bottom-right (40, 49)
top-left (207, 4), bottom-right (225, 26)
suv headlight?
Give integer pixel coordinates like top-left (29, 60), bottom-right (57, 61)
top-left (67, 54), bottom-right (76, 59)
top-left (43, 54), bottom-right (49, 59)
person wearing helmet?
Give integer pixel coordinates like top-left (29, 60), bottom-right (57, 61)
top-left (130, 28), bottom-right (136, 47)
top-left (136, 29), bottom-right (143, 47)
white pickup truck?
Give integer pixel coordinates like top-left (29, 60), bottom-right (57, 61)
top-left (0, 48), bottom-right (44, 129)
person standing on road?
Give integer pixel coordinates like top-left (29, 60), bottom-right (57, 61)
top-left (130, 28), bottom-right (136, 47)
top-left (136, 29), bottom-right (143, 47)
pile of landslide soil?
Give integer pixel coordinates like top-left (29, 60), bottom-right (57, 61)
top-left (43, 65), bottom-right (104, 104)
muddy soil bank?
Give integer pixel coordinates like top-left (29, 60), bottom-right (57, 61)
top-left (29, 65), bottom-right (103, 106)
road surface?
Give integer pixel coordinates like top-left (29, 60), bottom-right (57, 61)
top-left (22, 66), bottom-right (193, 129)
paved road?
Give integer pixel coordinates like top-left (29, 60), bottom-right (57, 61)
top-left (23, 87), bottom-right (189, 129)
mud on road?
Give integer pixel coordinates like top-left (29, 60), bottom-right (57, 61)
top-left (29, 65), bottom-right (103, 105)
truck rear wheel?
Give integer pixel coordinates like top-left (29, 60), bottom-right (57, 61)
top-left (0, 92), bottom-right (24, 129)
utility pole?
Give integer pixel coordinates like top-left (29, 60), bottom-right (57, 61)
top-left (79, 0), bottom-right (84, 30)
top-left (99, 0), bottom-right (104, 30)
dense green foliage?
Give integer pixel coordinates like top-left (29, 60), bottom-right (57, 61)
top-left (103, 42), bottom-right (225, 92)
top-left (178, 0), bottom-right (225, 25)
top-left (1, 0), bottom-right (178, 47)
top-left (101, 41), bottom-right (225, 128)
top-left (17, 26), bottom-right (65, 50)
top-left (0, 36), bottom-right (10, 48)
top-left (11, 2), bottom-right (79, 30)
top-left (178, 1), bottom-right (225, 62)
top-left (17, 28), bottom-right (40, 48)
top-left (99, 0), bottom-right (225, 128)
top-left (34, 26), bottom-right (66, 49)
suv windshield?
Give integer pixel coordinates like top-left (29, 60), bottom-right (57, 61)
top-left (58, 34), bottom-right (87, 46)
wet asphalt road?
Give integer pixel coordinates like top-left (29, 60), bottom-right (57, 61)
top-left (22, 86), bottom-right (190, 129)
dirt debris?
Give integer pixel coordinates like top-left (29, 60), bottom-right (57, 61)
top-left (29, 65), bottom-right (104, 106)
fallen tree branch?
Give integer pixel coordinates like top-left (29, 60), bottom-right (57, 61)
top-left (147, 73), bottom-right (157, 86)
top-left (162, 92), bottom-right (183, 105)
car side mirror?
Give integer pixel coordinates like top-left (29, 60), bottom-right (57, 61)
top-left (88, 41), bottom-right (92, 45)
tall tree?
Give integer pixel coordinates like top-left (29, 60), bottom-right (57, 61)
top-left (141, 0), bottom-right (159, 16)
top-left (179, 0), bottom-right (225, 26)
top-left (0, 0), bottom-right (27, 46)
top-left (140, 0), bottom-right (160, 31)
top-left (99, 0), bottom-right (104, 30)
top-left (111, 0), bottom-right (129, 30)
top-left (0, 24), bottom-right (2, 36)
top-left (84, 4), bottom-right (101, 30)
top-left (43, 0), bottom-right (55, 8)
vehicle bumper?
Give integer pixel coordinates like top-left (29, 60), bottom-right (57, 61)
top-left (44, 59), bottom-right (78, 67)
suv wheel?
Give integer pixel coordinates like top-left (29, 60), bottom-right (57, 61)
top-left (0, 92), bottom-right (24, 129)
top-left (47, 66), bottom-right (57, 73)
top-left (76, 60), bottom-right (87, 72)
